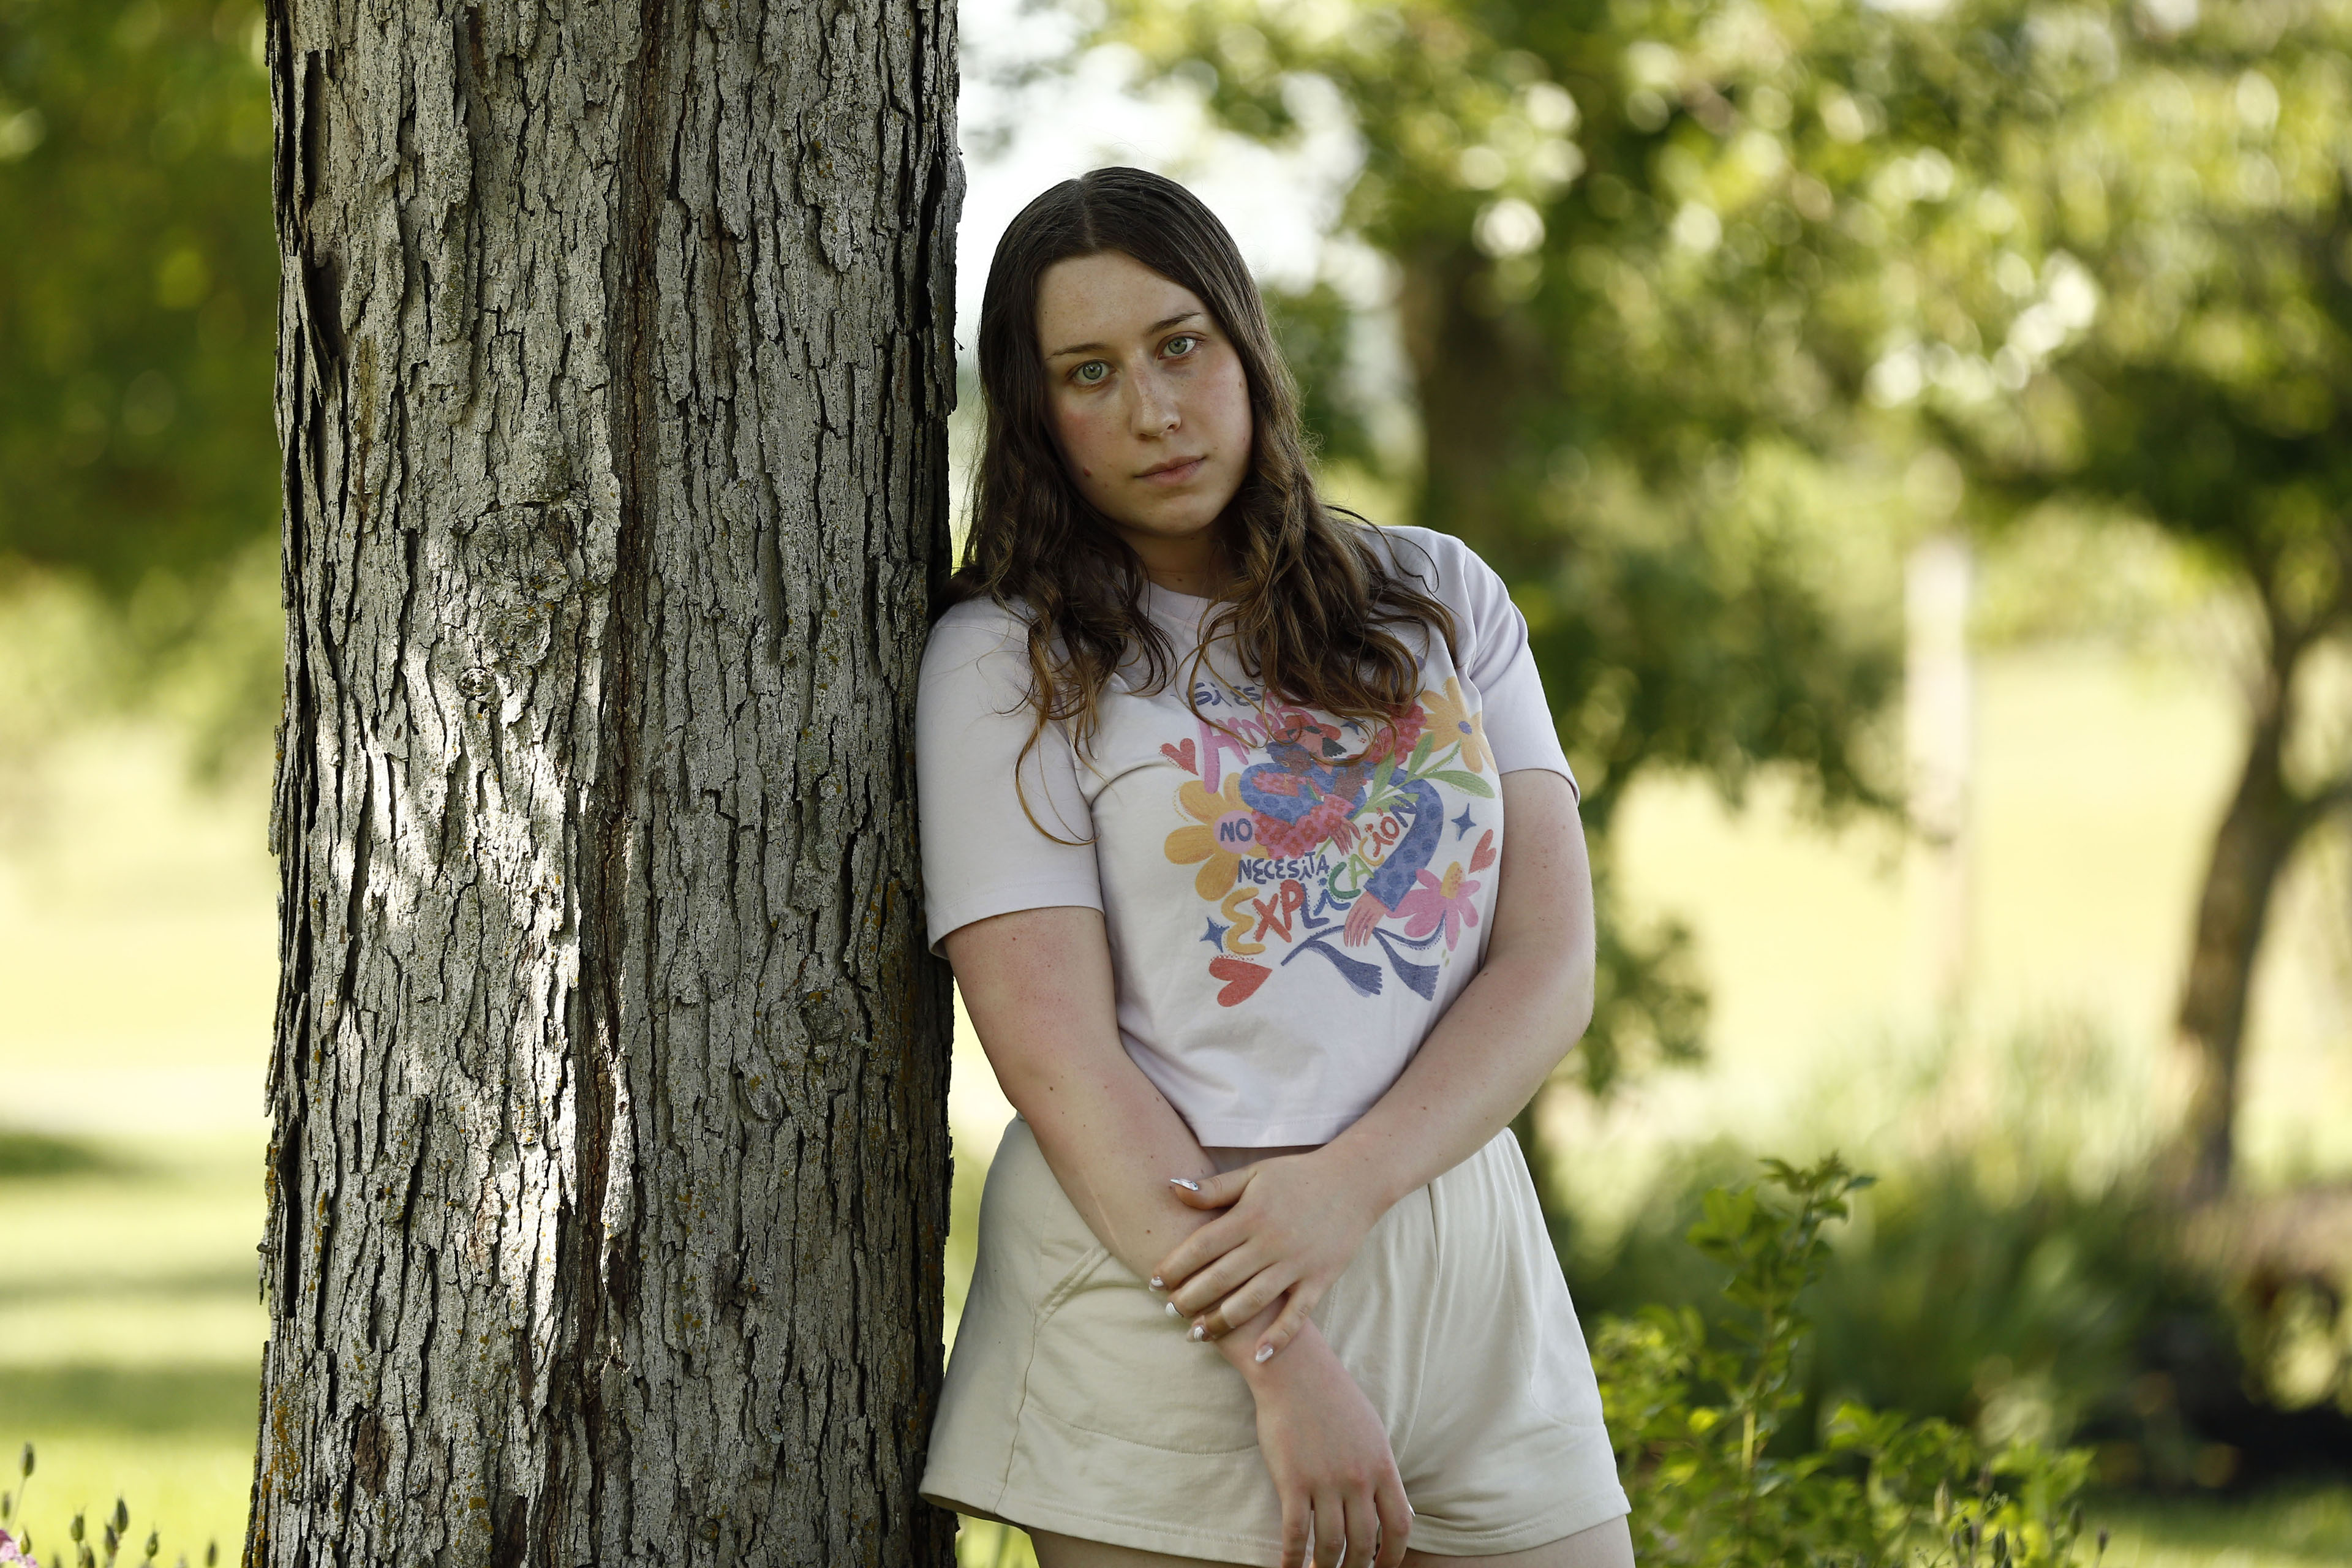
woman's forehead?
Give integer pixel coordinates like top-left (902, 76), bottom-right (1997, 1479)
top-left (1036, 252), bottom-right (1209, 354)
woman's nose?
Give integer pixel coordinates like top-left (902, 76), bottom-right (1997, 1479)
top-left (1129, 368), bottom-right (1182, 437)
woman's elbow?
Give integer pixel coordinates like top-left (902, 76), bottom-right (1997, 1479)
top-left (1505, 942), bottom-right (1594, 1062)
top-left (1555, 965), bottom-right (1596, 1060)
top-left (1561, 974), bottom-right (1596, 1052)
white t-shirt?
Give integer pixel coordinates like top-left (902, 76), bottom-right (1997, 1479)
top-left (916, 525), bottom-right (1575, 1146)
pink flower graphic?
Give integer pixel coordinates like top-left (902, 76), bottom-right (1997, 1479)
top-left (1394, 863), bottom-right (1481, 950)
top-left (0, 1525), bottom-right (37, 1566)
top-left (1391, 831), bottom-right (1496, 951)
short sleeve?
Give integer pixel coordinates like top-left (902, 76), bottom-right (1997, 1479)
top-left (917, 601), bottom-right (1105, 952)
top-left (1427, 533), bottom-right (1578, 798)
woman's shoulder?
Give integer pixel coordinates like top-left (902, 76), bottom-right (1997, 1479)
top-left (922, 594), bottom-right (1039, 685)
top-left (929, 592), bottom-right (1035, 647)
top-left (1357, 522), bottom-right (1511, 622)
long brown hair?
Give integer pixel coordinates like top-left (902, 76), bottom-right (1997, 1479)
top-left (952, 166), bottom-right (1455, 760)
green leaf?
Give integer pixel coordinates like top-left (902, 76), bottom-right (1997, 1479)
top-left (1429, 768), bottom-right (1494, 798)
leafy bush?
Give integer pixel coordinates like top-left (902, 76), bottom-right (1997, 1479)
top-left (1596, 1156), bottom-right (2108, 1566)
top-left (1573, 1134), bottom-right (2352, 1494)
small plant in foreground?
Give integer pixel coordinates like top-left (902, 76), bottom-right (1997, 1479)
top-left (1594, 1155), bottom-right (2109, 1567)
top-left (1, 1441), bottom-right (34, 1566)
top-left (0, 1449), bottom-right (213, 1568)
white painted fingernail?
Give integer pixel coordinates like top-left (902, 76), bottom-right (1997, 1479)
top-left (1166, 1302), bottom-right (1180, 1317)
top-left (1169, 1177), bottom-right (1200, 1192)
top-left (1150, 1275), bottom-right (1165, 1290)
top-left (1187, 1323), bottom-right (1206, 1343)
top-left (1254, 1343), bottom-right (1273, 1364)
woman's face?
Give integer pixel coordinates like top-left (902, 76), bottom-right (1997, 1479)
top-left (1035, 250), bottom-right (1254, 573)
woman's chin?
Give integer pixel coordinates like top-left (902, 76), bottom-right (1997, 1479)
top-left (1110, 503), bottom-right (1232, 549)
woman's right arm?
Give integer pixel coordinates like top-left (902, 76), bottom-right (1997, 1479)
top-left (947, 905), bottom-right (1412, 1568)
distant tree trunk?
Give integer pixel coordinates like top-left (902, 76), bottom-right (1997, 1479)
top-left (1396, 239), bottom-right (1550, 576)
top-left (252, 2), bottom-right (959, 1564)
top-left (2171, 616), bottom-right (2309, 1203)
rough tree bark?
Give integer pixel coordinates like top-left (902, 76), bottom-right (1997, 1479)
top-left (252, 2), bottom-right (959, 1564)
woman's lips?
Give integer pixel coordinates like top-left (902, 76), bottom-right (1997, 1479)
top-left (1137, 456), bottom-right (1207, 485)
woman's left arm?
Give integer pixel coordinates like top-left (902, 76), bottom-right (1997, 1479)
top-left (1155, 768), bottom-right (1595, 1362)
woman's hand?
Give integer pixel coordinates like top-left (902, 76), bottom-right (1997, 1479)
top-left (1152, 1145), bottom-right (1389, 1363)
top-left (1246, 1330), bottom-right (1411, 1568)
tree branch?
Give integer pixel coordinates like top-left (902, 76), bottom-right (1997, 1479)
top-left (2290, 768), bottom-right (2352, 839)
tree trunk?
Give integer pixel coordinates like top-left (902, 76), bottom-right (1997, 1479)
top-left (253, 2), bottom-right (959, 1564)
top-left (1395, 239), bottom-right (1551, 576)
top-left (2171, 624), bottom-right (2306, 1204)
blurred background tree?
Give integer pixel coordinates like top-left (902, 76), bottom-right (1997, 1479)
top-left (1855, 0), bottom-right (2352, 1202)
top-left (0, 0), bottom-right (279, 771)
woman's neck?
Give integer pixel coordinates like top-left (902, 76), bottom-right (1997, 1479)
top-left (1125, 529), bottom-right (1231, 601)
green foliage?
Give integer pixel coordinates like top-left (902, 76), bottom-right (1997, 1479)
top-left (0, 2), bottom-right (282, 777)
top-left (1594, 1155), bottom-right (2103, 1567)
top-left (1264, 281), bottom-right (1385, 474)
top-left (1804, 1167), bottom-right (2186, 1459)
top-left (1566, 1025), bottom-right (2352, 1506)
top-left (0, 0), bottom-right (277, 591)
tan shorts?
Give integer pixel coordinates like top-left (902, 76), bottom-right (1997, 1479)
top-left (922, 1119), bottom-right (1629, 1563)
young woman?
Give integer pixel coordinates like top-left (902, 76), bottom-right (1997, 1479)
top-left (915, 168), bottom-right (1634, 1568)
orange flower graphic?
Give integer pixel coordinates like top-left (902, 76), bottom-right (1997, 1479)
top-left (1164, 775), bottom-right (1257, 899)
top-left (1420, 677), bottom-right (1490, 775)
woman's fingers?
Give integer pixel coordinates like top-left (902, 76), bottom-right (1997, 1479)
top-left (1150, 1208), bottom-right (1247, 1295)
top-left (1248, 1278), bottom-right (1326, 1363)
top-left (1311, 1489), bottom-right (1346, 1568)
top-left (1167, 1164), bottom-right (1253, 1210)
top-left (1342, 1490), bottom-right (1379, 1568)
top-left (1373, 1481), bottom-right (1412, 1568)
top-left (1202, 1265), bottom-right (1297, 1341)
top-left (1280, 1493), bottom-right (1311, 1568)
top-left (1168, 1245), bottom-right (1270, 1322)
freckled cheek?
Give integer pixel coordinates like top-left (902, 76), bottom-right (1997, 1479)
top-left (1054, 407), bottom-right (1120, 488)
top-left (1215, 376), bottom-right (1254, 456)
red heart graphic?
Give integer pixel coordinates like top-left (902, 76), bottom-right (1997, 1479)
top-left (1208, 956), bottom-right (1272, 1008)
top-left (1470, 828), bottom-right (1497, 873)
top-left (1160, 738), bottom-right (1197, 773)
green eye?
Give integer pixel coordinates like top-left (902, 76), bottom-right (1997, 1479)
top-left (1164, 334), bottom-right (1198, 356)
top-left (1074, 361), bottom-right (1109, 385)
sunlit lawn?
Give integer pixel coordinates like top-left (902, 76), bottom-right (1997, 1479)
top-left (0, 1137), bottom-right (262, 1565)
top-left (4, 641), bottom-right (2348, 1565)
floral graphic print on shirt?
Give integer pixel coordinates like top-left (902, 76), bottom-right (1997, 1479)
top-left (1162, 675), bottom-right (1498, 1008)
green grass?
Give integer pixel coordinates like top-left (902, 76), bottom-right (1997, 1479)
top-left (0, 1136), bottom-right (262, 1564)
top-left (2089, 1485), bottom-right (2352, 1567)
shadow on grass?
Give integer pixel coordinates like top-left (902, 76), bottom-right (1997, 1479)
top-left (0, 1265), bottom-right (255, 1308)
top-left (0, 1364), bottom-right (258, 1440)
top-left (0, 1130), bottom-right (127, 1182)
